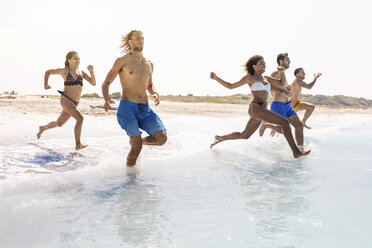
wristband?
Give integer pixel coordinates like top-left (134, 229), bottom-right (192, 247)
top-left (153, 92), bottom-right (159, 97)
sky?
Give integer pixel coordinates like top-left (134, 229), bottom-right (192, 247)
top-left (1, 0), bottom-right (372, 99)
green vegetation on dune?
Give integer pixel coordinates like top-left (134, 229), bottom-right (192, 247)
top-left (81, 93), bottom-right (100, 98)
top-left (28, 92), bottom-right (372, 108)
top-left (161, 94), bottom-right (253, 104)
top-left (300, 94), bottom-right (372, 108)
top-left (161, 94), bottom-right (372, 108)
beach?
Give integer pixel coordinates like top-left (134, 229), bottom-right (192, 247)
top-left (1, 95), bottom-right (372, 247)
top-left (1, 95), bottom-right (371, 120)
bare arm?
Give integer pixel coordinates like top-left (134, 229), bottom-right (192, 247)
top-left (299, 73), bottom-right (322, 89)
top-left (146, 62), bottom-right (160, 106)
top-left (264, 75), bottom-right (282, 86)
top-left (102, 58), bottom-right (124, 111)
top-left (82, 65), bottom-right (96, 86)
top-left (44, 68), bottom-right (65, 90)
top-left (210, 72), bottom-right (247, 89)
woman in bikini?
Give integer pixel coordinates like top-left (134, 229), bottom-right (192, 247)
top-left (209, 55), bottom-right (310, 158)
top-left (37, 51), bottom-right (96, 150)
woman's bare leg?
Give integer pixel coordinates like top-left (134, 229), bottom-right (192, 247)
top-left (250, 104), bottom-right (310, 158)
top-left (60, 97), bottom-right (87, 150)
top-left (298, 102), bottom-right (315, 129)
top-left (37, 110), bottom-right (71, 139)
top-left (210, 118), bottom-right (262, 148)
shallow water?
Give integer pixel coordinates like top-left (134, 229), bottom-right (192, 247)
top-left (1, 114), bottom-right (372, 247)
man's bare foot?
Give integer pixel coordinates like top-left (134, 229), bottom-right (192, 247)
top-left (76, 144), bottom-right (88, 150)
top-left (293, 149), bottom-right (311, 158)
top-left (210, 135), bottom-right (223, 149)
top-left (302, 122), bottom-right (312, 129)
top-left (37, 126), bottom-right (44, 139)
top-left (270, 129), bottom-right (277, 137)
top-left (259, 124), bottom-right (266, 137)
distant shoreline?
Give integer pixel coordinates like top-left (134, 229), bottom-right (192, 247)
top-left (0, 96), bottom-right (371, 123)
top-left (5, 93), bottom-right (371, 109)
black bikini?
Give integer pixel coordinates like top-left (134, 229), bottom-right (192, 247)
top-left (251, 99), bottom-right (264, 106)
top-left (57, 90), bottom-right (79, 106)
top-left (64, 71), bottom-right (83, 86)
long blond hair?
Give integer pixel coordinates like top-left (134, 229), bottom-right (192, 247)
top-left (119, 30), bottom-right (142, 53)
top-left (64, 51), bottom-right (78, 67)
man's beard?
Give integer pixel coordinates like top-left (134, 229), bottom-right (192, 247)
top-left (133, 46), bottom-right (143, 52)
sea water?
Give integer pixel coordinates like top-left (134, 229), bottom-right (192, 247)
top-left (1, 113), bottom-right (372, 248)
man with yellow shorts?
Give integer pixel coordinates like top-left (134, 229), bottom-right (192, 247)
top-left (289, 68), bottom-right (322, 129)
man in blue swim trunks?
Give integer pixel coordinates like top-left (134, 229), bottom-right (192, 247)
top-left (259, 53), bottom-right (305, 150)
top-left (102, 30), bottom-right (167, 166)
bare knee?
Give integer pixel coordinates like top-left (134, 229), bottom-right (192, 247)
top-left (57, 121), bottom-right (65, 127)
top-left (76, 115), bottom-right (84, 124)
top-left (154, 132), bottom-right (167, 146)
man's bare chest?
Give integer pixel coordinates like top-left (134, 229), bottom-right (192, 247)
top-left (124, 61), bottom-right (151, 76)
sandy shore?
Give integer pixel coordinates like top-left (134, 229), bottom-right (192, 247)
top-left (1, 95), bottom-right (372, 123)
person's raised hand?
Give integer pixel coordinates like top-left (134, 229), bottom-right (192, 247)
top-left (87, 65), bottom-right (94, 73)
top-left (314, 72), bottom-right (322, 79)
top-left (210, 72), bottom-right (217, 80)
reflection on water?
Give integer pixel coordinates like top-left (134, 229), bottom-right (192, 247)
top-left (85, 167), bottom-right (167, 247)
top-left (214, 149), bottom-right (313, 244)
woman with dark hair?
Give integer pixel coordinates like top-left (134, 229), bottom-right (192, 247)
top-left (37, 51), bottom-right (96, 150)
top-left (210, 55), bottom-right (310, 158)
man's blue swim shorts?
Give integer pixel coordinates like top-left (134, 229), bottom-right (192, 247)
top-left (117, 100), bottom-right (166, 138)
top-left (270, 101), bottom-right (297, 119)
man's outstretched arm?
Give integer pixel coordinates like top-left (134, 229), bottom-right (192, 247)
top-left (300, 72), bottom-right (322, 89)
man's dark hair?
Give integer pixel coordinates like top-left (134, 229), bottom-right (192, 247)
top-left (294, 68), bottom-right (303, 76)
top-left (276, 52), bottom-right (288, 65)
top-left (245, 55), bottom-right (264, 75)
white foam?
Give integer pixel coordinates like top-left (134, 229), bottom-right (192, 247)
top-left (1, 114), bottom-right (372, 247)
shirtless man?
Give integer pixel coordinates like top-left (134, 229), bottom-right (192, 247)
top-left (259, 53), bottom-right (305, 149)
top-left (289, 68), bottom-right (322, 129)
top-left (102, 30), bottom-right (167, 166)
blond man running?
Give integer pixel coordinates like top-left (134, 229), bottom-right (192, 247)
top-left (102, 30), bottom-right (167, 166)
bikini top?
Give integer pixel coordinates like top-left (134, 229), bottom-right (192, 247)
top-left (250, 81), bottom-right (271, 92)
top-left (64, 71), bottom-right (83, 86)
